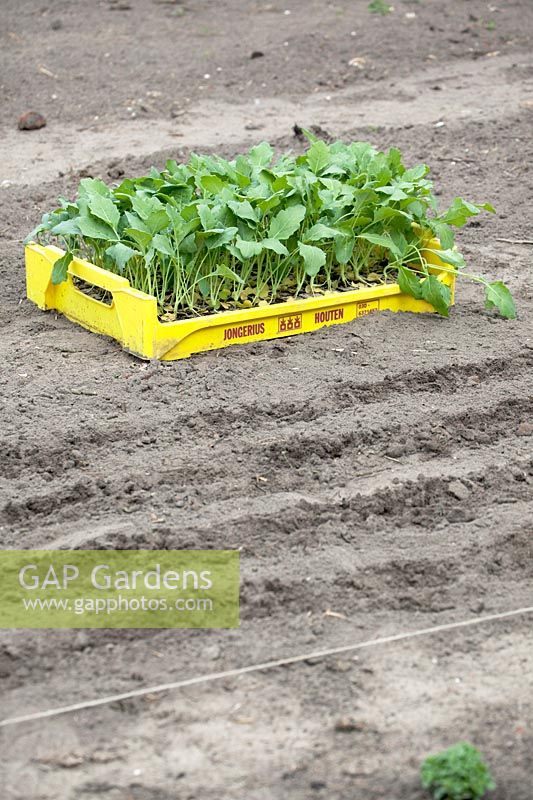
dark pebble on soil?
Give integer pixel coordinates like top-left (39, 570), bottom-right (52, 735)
top-left (334, 717), bottom-right (365, 732)
top-left (18, 111), bottom-right (47, 131)
top-left (250, 50), bottom-right (264, 59)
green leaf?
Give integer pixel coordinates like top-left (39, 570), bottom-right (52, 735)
top-left (197, 276), bottom-right (210, 298)
top-left (376, 184), bottom-right (409, 202)
top-left (152, 234), bottom-right (175, 257)
top-left (334, 234), bottom-right (355, 265)
top-left (261, 238), bottom-right (289, 256)
top-left (79, 178), bottom-right (110, 198)
top-left (248, 142), bottom-right (274, 167)
top-left (25, 213), bottom-right (54, 243)
top-left (50, 218), bottom-right (81, 237)
top-left (298, 242), bottom-right (326, 277)
top-left (204, 227), bottom-right (238, 249)
top-left (125, 211), bottom-right (149, 231)
top-left (306, 140), bottom-right (330, 174)
top-left (304, 222), bottom-right (339, 242)
top-left (357, 232), bottom-right (402, 260)
top-left (105, 243), bottom-right (138, 272)
top-left (124, 227), bottom-right (152, 251)
top-left (258, 194), bottom-right (282, 215)
top-left (235, 237), bottom-right (263, 259)
top-left (88, 195), bottom-right (120, 231)
top-left (432, 248), bottom-right (465, 269)
top-left (77, 214), bottom-right (117, 241)
top-left (215, 264), bottom-right (245, 283)
top-left (132, 193), bottom-right (163, 221)
top-left (180, 233), bottom-right (197, 254)
top-left (398, 265), bottom-right (423, 299)
top-left (113, 178), bottom-right (137, 200)
top-left (268, 204), bottom-right (306, 240)
top-left (198, 203), bottom-right (220, 231)
top-left (373, 206), bottom-right (410, 223)
top-left (403, 164), bottom-right (429, 181)
top-left (440, 197), bottom-right (494, 227)
top-left (51, 251), bottom-right (73, 285)
top-left (228, 200), bottom-right (258, 224)
top-left (431, 221), bottom-right (455, 250)
top-left (421, 275), bottom-right (451, 317)
top-left (235, 154), bottom-right (252, 178)
top-left (200, 174), bottom-right (226, 194)
top-left (484, 281), bottom-right (516, 319)
top-left (145, 209), bottom-right (170, 235)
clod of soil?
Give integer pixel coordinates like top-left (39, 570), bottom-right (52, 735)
top-left (18, 111), bottom-right (46, 131)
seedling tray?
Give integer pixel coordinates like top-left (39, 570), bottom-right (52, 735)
top-left (25, 241), bottom-right (454, 361)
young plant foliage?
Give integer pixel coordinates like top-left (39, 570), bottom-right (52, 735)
top-left (27, 138), bottom-right (515, 321)
top-left (421, 741), bottom-right (496, 800)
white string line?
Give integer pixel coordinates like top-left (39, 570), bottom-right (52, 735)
top-left (1, 605), bottom-right (532, 728)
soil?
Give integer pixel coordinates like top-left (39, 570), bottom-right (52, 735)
top-left (1, 1), bottom-right (533, 799)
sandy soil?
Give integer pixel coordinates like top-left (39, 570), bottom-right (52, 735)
top-left (1, 1), bottom-right (533, 798)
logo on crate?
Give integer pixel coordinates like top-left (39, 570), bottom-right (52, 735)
top-left (356, 300), bottom-right (380, 317)
top-left (278, 313), bottom-right (302, 333)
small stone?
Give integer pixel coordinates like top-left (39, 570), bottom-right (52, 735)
top-left (326, 659), bottom-right (352, 673)
top-left (90, 750), bottom-right (117, 764)
top-left (37, 753), bottom-right (84, 768)
top-left (250, 50), bottom-right (264, 59)
top-left (334, 717), bottom-right (365, 733)
top-left (343, 764), bottom-right (373, 777)
top-left (448, 480), bottom-right (470, 501)
top-left (517, 421), bottom-right (533, 437)
top-left (202, 644), bottom-right (221, 661)
top-left (73, 631), bottom-right (90, 651)
top-left (511, 466), bottom-right (526, 481)
top-left (18, 111), bottom-right (47, 131)
top-left (384, 443), bottom-right (404, 459)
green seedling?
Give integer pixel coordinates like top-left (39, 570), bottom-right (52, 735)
top-left (368, 0), bottom-right (393, 14)
top-left (421, 741), bottom-right (496, 800)
top-left (26, 137), bottom-right (515, 321)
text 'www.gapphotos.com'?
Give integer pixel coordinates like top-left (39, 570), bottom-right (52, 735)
top-left (21, 595), bottom-right (214, 615)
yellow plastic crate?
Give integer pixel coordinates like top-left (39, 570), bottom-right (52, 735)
top-left (25, 241), bottom-right (454, 361)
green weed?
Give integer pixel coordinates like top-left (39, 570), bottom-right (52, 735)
top-left (421, 741), bottom-right (496, 800)
top-left (368, 0), bottom-right (393, 14)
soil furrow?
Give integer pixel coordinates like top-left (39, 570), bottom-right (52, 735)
top-left (1, 353), bottom-right (531, 486)
top-left (2, 390), bottom-right (531, 530)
